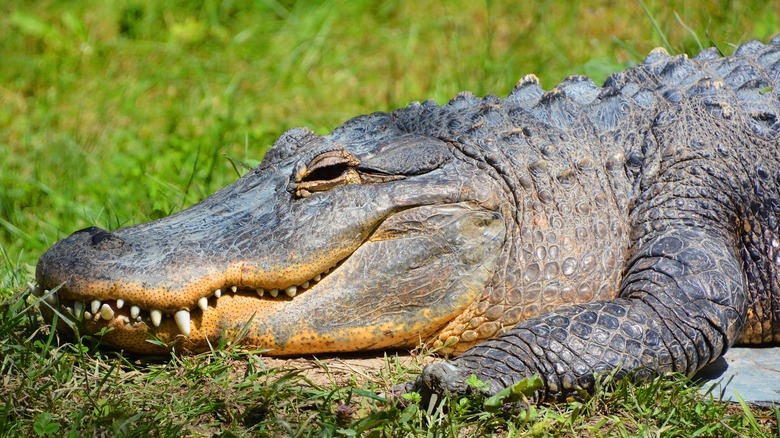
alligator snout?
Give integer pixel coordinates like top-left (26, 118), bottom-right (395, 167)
top-left (38, 226), bottom-right (128, 282)
top-left (37, 226), bottom-right (131, 281)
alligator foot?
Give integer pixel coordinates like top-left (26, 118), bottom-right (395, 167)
top-left (391, 361), bottom-right (497, 410)
top-left (415, 362), bottom-right (474, 397)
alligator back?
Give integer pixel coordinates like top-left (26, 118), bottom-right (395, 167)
top-left (409, 36), bottom-right (780, 401)
top-left (364, 37), bottom-right (780, 352)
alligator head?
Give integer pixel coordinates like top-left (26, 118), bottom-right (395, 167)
top-left (35, 109), bottom-right (509, 355)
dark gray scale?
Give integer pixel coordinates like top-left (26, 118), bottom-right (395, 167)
top-left (531, 89), bottom-right (582, 130)
top-left (704, 55), bottom-right (747, 80)
top-left (642, 47), bottom-right (672, 65)
top-left (556, 75), bottom-right (601, 106)
top-left (723, 63), bottom-right (769, 89)
top-left (735, 77), bottom-right (773, 98)
top-left (659, 54), bottom-right (702, 85)
top-left (446, 91), bottom-right (481, 110)
top-left (330, 111), bottom-right (406, 153)
top-left (589, 90), bottom-right (632, 130)
top-left (768, 60), bottom-right (780, 81)
top-left (506, 74), bottom-right (545, 109)
top-left (625, 86), bottom-right (657, 109)
top-left (760, 40), bottom-right (780, 60)
top-left (735, 39), bottom-right (768, 56)
top-left (693, 47), bottom-right (721, 61)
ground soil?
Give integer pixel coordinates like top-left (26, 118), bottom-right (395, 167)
top-left (257, 350), bottom-right (438, 389)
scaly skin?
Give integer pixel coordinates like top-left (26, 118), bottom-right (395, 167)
top-left (36, 36), bottom-right (780, 402)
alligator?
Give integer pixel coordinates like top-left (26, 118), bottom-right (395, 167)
top-left (35, 35), bottom-right (780, 402)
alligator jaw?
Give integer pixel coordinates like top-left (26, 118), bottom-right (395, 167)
top-left (35, 202), bottom-right (505, 355)
top-left (32, 259), bottom-right (343, 340)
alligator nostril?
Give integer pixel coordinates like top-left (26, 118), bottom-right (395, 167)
top-left (89, 229), bottom-right (126, 250)
top-left (74, 226), bottom-right (103, 235)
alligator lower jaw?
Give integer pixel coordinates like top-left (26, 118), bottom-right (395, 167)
top-left (31, 260), bottom-right (343, 342)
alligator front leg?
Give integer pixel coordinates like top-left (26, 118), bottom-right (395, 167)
top-left (414, 226), bottom-right (748, 402)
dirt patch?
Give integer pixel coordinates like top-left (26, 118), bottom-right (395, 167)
top-left (256, 351), bottom-right (440, 389)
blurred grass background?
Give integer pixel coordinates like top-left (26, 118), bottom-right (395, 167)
top-left (1, 0), bottom-right (778, 296)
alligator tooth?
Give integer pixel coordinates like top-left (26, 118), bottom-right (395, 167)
top-left (130, 305), bottom-right (141, 319)
top-left (29, 282), bottom-right (44, 296)
top-left (231, 286), bottom-right (237, 293)
top-left (91, 300), bottom-right (102, 314)
top-left (197, 296), bottom-right (208, 311)
top-left (285, 286), bottom-right (297, 297)
top-left (256, 288), bottom-right (265, 297)
top-left (44, 291), bottom-right (58, 305)
top-left (314, 274), bottom-right (322, 282)
top-left (214, 289), bottom-right (222, 298)
top-left (116, 299), bottom-right (125, 309)
top-left (174, 309), bottom-right (191, 336)
top-left (150, 309), bottom-right (162, 327)
top-left (269, 288), bottom-right (279, 297)
top-left (100, 303), bottom-right (115, 320)
top-left (84, 311), bottom-right (93, 320)
top-left (301, 281), bottom-right (310, 289)
top-left (119, 315), bottom-right (130, 324)
top-left (73, 301), bottom-right (85, 318)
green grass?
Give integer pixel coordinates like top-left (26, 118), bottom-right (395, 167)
top-left (3, 295), bottom-right (778, 436)
top-left (2, 0), bottom-right (780, 435)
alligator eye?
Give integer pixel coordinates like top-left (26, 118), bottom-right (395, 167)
top-left (298, 150), bottom-right (360, 183)
top-left (301, 155), bottom-right (350, 182)
top-left (293, 150), bottom-right (362, 197)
